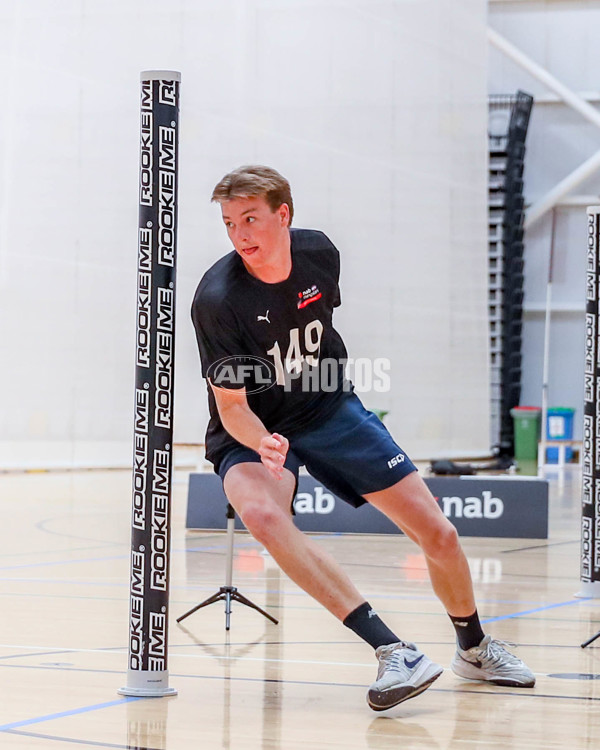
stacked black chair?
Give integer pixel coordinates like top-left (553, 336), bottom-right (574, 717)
top-left (488, 91), bottom-right (534, 455)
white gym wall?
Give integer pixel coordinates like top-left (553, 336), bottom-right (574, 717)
top-left (0, 0), bottom-right (489, 469)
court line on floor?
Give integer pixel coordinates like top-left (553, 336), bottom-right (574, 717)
top-left (0, 596), bottom-right (595, 634)
top-left (0, 697), bottom-right (141, 732)
top-left (1, 584), bottom-right (586, 615)
top-left (500, 539), bottom-right (579, 554)
top-left (33, 519), bottom-right (132, 547)
top-left (0, 647), bottom-right (375, 670)
top-left (0, 540), bottom-right (259, 572)
top-left (3, 586), bottom-right (594, 619)
top-left (493, 571), bottom-right (579, 581)
top-left (481, 597), bottom-right (590, 624)
top-left (3, 574), bottom-right (588, 611)
top-left (0, 651), bottom-right (574, 680)
top-left (0, 637), bottom-right (592, 669)
top-left (0, 530), bottom-right (491, 574)
top-left (0, 649), bottom-right (75, 661)
top-left (0, 554), bottom-right (130, 571)
top-left (0, 543), bottom-right (122, 561)
top-left (4, 728), bottom-right (156, 750)
top-left (0, 635), bottom-right (592, 668)
top-left (0, 644), bottom-right (127, 657)
top-left (0, 662), bottom-right (597, 705)
top-left (173, 673), bottom-right (600, 704)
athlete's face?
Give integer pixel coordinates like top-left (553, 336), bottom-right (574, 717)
top-left (220, 195), bottom-right (290, 275)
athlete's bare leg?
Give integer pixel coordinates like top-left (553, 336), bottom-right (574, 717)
top-left (224, 462), bottom-right (364, 620)
top-left (365, 471), bottom-right (476, 617)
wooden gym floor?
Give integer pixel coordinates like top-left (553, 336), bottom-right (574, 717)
top-left (0, 464), bottom-right (598, 749)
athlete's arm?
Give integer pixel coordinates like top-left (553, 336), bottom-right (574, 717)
top-left (210, 383), bottom-right (289, 480)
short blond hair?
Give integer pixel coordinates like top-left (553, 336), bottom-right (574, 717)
top-left (211, 165), bottom-right (294, 225)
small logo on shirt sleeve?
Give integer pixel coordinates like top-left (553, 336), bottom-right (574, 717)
top-left (387, 452), bottom-right (406, 469)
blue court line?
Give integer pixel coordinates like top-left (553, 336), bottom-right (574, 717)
top-left (481, 597), bottom-right (590, 624)
top-left (0, 697), bottom-right (141, 732)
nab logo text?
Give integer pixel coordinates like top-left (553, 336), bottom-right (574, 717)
top-left (293, 486), bottom-right (335, 515)
top-left (436, 491), bottom-right (504, 520)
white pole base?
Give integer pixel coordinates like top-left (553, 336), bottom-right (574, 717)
top-left (118, 669), bottom-right (177, 697)
top-left (118, 685), bottom-right (177, 697)
top-left (575, 581), bottom-right (600, 598)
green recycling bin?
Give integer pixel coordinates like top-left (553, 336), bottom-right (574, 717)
top-left (510, 406), bottom-right (541, 461)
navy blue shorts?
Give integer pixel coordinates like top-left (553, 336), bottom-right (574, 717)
top-left (215, 393), bottom-right (417, 508)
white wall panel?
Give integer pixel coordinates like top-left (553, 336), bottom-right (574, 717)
top-left (0, 0), bottom-right (489, 467)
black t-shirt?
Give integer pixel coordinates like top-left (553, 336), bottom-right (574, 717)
top-left (191, 228), bottom-right (352, 465)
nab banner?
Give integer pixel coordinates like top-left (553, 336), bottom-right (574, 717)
top-left (186, 474), bottom-right (548, 539)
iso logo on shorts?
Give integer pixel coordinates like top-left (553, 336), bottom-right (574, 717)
top-left (208, 355), bottom-right (277, 394)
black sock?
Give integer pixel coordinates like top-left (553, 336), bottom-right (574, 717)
top-left (343, 602), bottom-right (400, 650)
top-left (449, 610), bottom-right (485, 651)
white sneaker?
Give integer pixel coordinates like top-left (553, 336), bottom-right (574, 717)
top-left (451, 635), bottom-right (535, 687)
top-left (367, 641), bottom-right (443, 711)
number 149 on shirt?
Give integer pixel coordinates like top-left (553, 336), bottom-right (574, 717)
top-left (266, 320), bottom-right (324, 385)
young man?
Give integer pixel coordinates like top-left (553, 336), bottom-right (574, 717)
top-left (192, 165), bottom-right (535, 711)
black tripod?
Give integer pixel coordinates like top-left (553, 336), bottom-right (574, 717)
top-left (177, 503), bottom-right (279, 631)
top-left (581, 630), bottom-right (600, 648)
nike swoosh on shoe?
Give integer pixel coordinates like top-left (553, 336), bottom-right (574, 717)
top-left (458, 652), bottom-right (483, 668)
